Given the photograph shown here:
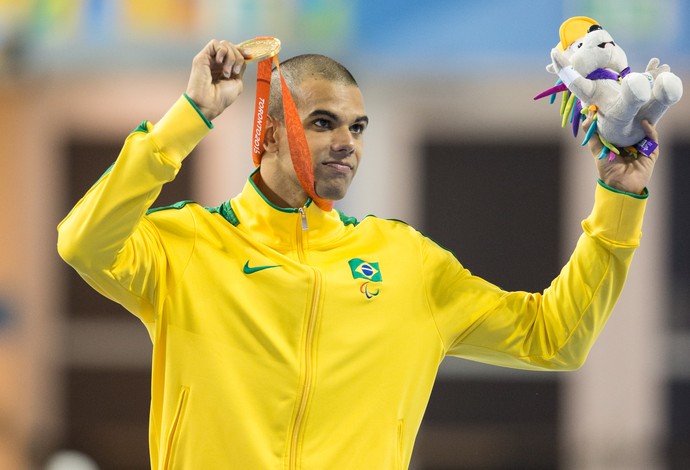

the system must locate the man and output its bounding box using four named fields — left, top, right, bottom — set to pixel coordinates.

left=57, top=39, right=657, bottom=469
